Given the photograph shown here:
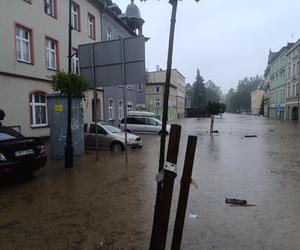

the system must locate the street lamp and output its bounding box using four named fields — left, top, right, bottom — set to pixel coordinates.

left=65, top=0, right=73, bottom=168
